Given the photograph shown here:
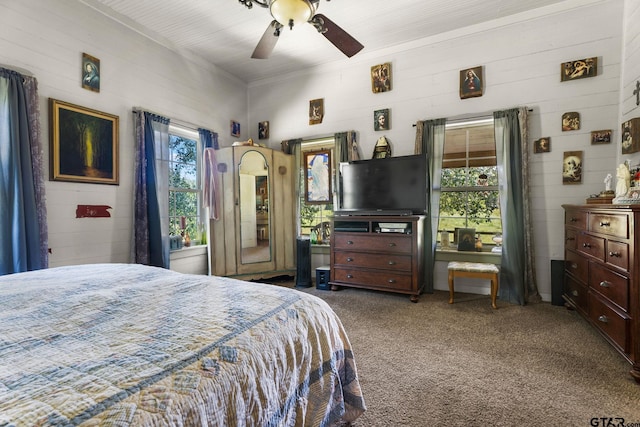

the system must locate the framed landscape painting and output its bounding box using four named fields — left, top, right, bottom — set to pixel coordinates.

left=49, top=98, right=119, bottom=185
